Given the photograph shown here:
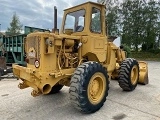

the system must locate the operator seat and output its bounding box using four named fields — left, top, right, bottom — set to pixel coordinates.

left=75, top=26, right=84, bottom=32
